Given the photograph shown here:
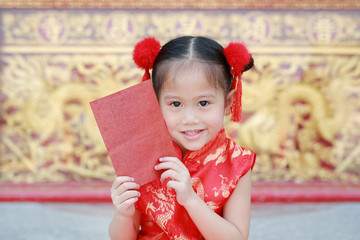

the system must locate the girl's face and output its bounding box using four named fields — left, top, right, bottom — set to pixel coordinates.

left=158, top=66, right=234, bottom=156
